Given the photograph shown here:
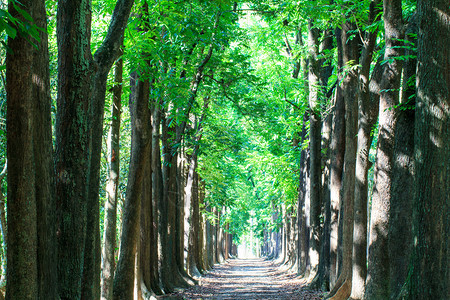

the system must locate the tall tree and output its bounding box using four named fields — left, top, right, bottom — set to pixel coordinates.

left=101, top=55, right=123, bottom=300
left=388, top=14, right=416, bottom=299
left=55, top=0, right=95, bottom=295
left=6, top=0, right=57, bottom=298
left=55, top=0, right=133, bottom=297
left=314, top=28, right=334, bottom=290
left=410, top=0, right=449, bottom=298
left=350, top=1, right=381, bottom=298
left=328, top=20, right=360, bottom=300
left=6, top=0, right=38, bottom=298
left=83, top=0, right=134, bottom=297
left=113, top=71, right=152, bottom=300
left=307, top=20, right=322, bottom=280
left=159, top=11, right=221, bottom=291
left=328, top=27, right=346, bottom=287
left=365, top=1, right=404, bottom=298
